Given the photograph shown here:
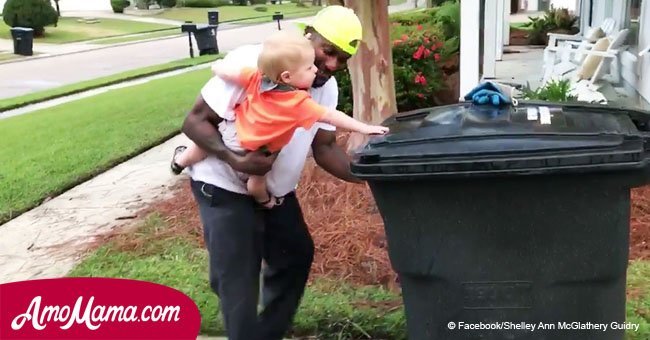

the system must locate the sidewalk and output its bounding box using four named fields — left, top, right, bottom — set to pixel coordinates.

left=62, top=10, right=186, bottom=26
left=0, top=133, right=191, bottom=284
